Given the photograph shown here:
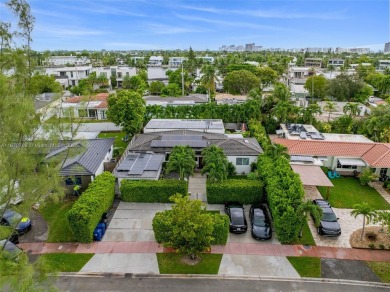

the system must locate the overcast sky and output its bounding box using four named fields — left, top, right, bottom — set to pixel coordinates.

left=1, top=0, right=388, bottom=51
